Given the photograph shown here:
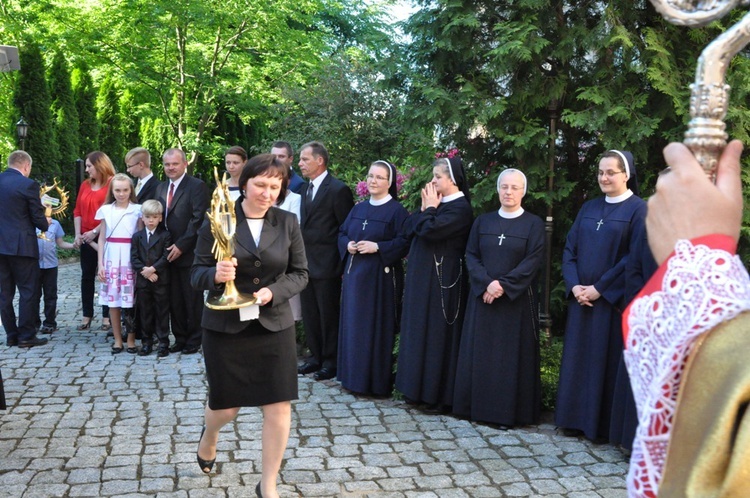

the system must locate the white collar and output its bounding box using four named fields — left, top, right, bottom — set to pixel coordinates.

left=441, top=191, right=465, bottom=203
left=309, top=170, right=329, bottom=190
left=605, top=189, right=634, bottom=204
left=169, top=173, right=186, bottom=189
left=369, top=194, right=392, bottom=206
left=499, top=207, right=524, bottom=219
